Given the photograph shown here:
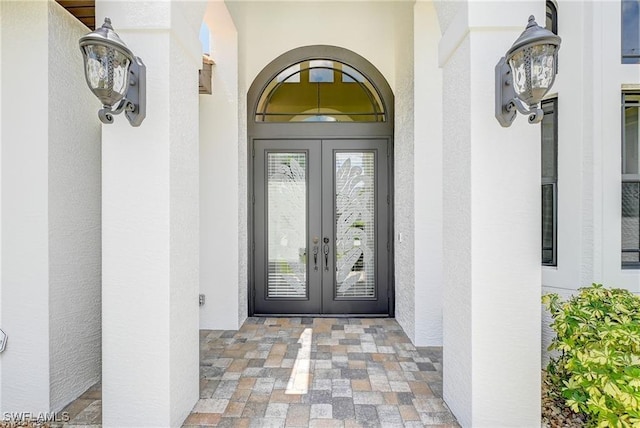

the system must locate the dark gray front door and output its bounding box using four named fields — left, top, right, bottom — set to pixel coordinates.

left=253, top=139, right=389, bottom=315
